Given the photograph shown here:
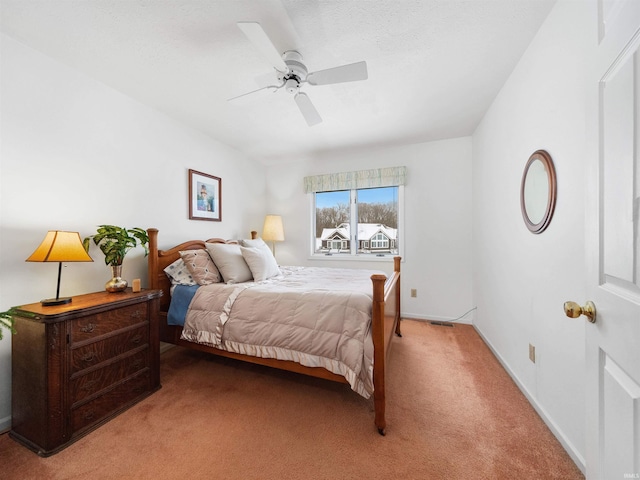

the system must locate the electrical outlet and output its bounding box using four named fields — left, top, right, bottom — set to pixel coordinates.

left=410, top=289, right=417, bottom=298
left=529, top=344, right=536, bottom=363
